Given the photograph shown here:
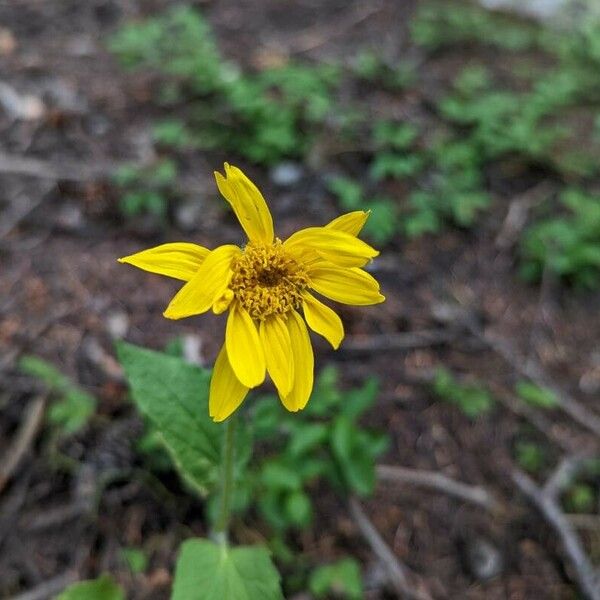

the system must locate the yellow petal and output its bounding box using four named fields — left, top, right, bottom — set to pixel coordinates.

left=209, top=344, right=249, bottom=422
left=212, top=289, right=234, bottom=315
left=226, top=303, right=266, bottom=388
left=281, top=310, right=314, bottom=412
left=260, top=315, right=294, bottom=397
left=118, top=242, right=210, bottom=281
left=325, top=211, right=369, bottom=236
left=214, top=163, right=274, bottom=244
left=302, top=292, right=344, bottom=349
left=284, top=226, right=378, bottom=268
left=163, top=244, right=240, bottom=320
left=309, top=266, right=385, bottom=305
